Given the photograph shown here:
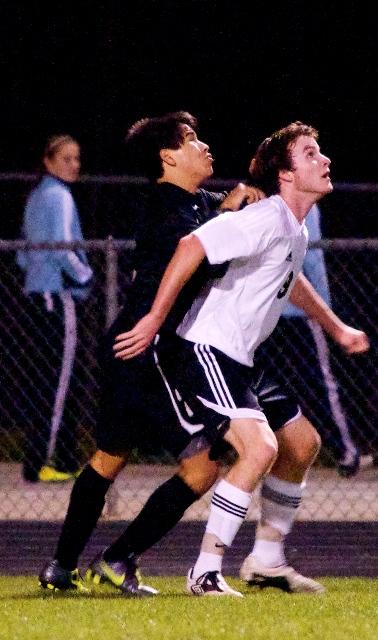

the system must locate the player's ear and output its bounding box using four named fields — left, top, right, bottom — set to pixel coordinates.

left=278, top=168, right=294, bottom=185
left=160, top=148, right=176, bottom=167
